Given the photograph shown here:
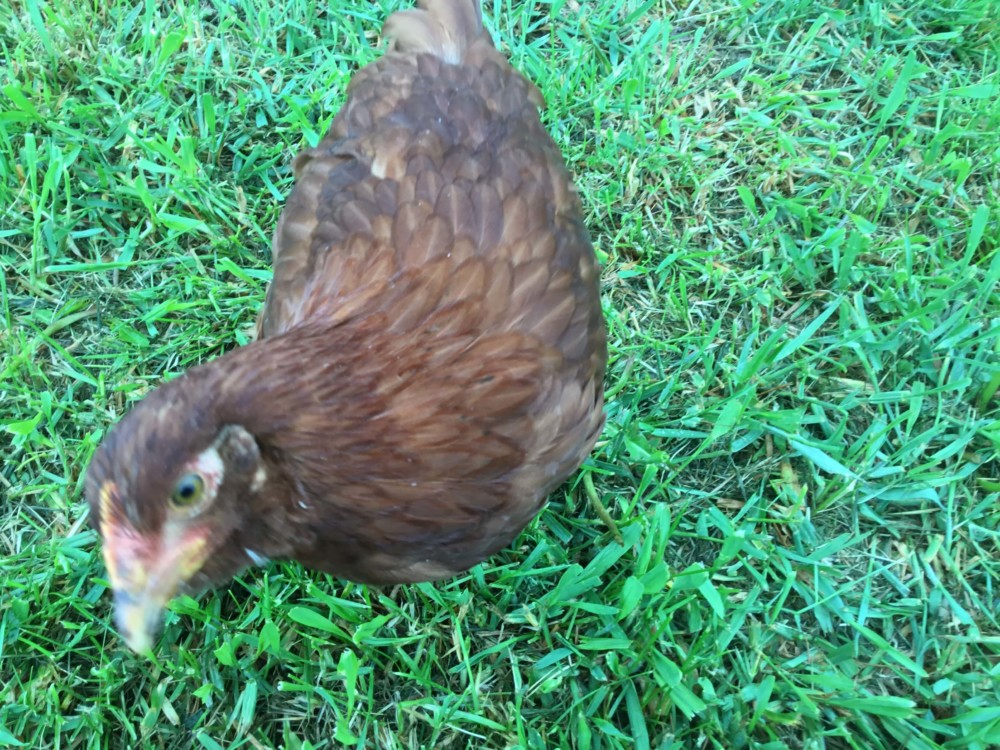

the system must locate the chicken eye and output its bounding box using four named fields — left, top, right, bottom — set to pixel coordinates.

left=171, top=473, right=205, bottom=507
